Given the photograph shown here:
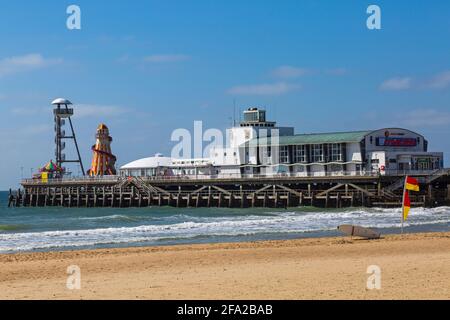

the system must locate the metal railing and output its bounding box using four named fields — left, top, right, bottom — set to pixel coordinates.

left=21, top=176, right=121, bottom=185
left=20, top=168, right=449, bottom=185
